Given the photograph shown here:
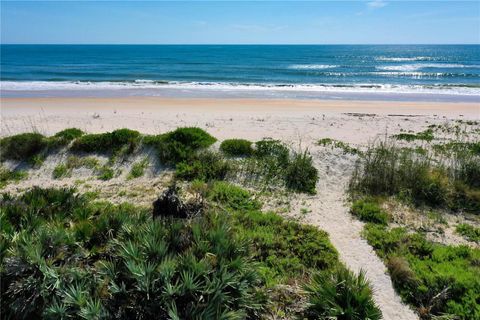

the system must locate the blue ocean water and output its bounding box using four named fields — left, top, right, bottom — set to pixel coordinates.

left=1, top=45, right=479, bottom=101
